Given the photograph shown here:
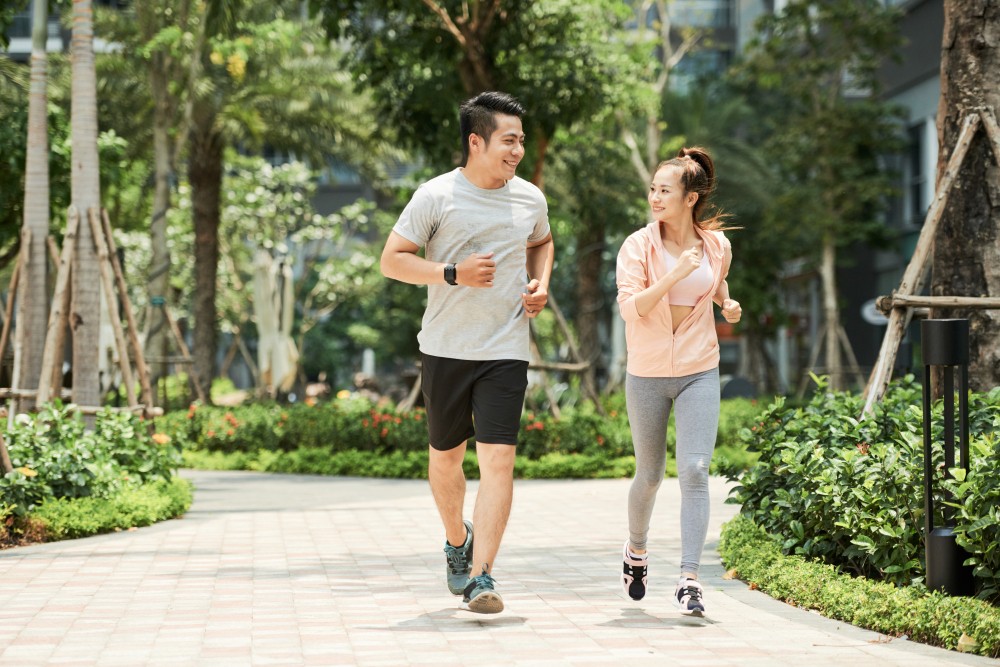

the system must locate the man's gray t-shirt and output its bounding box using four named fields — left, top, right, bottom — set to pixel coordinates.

left=393, top=168, right=550, bottom=362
